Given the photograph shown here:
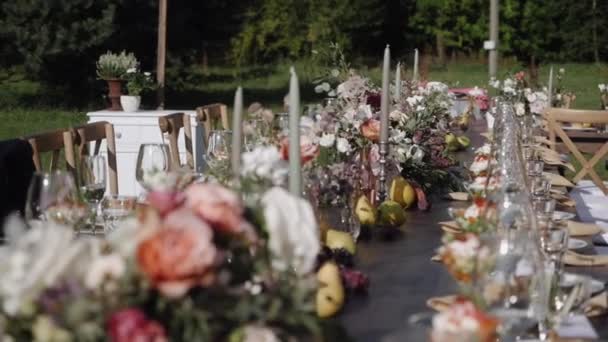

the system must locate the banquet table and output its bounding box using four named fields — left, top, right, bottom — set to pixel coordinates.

left=339, top=119, right=608, bottom=341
